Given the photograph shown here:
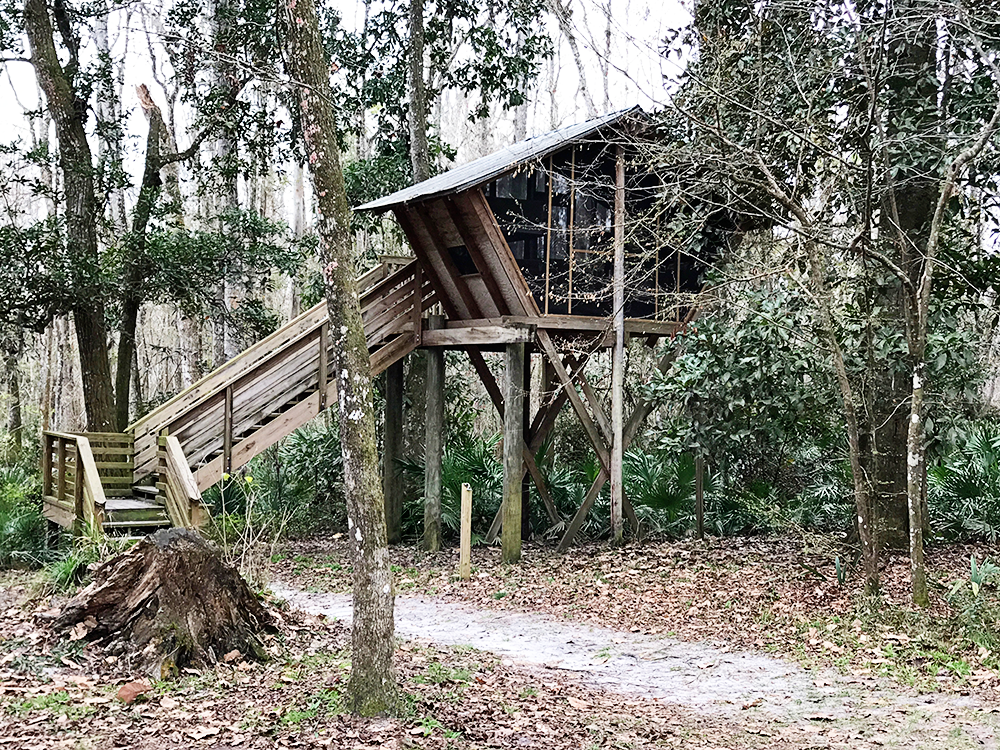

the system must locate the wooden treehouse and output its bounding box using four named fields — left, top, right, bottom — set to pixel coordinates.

left=42, top=107, right=715, bottom=551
